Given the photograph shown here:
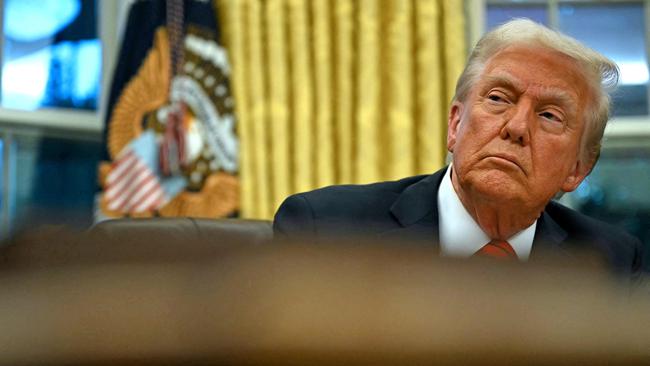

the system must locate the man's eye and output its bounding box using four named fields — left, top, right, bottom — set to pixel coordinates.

left=540, top=112, right=560, bottom=121
left=540, top=111, right=561, bottom=122
left=488, top=94, right=503, bottom=102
